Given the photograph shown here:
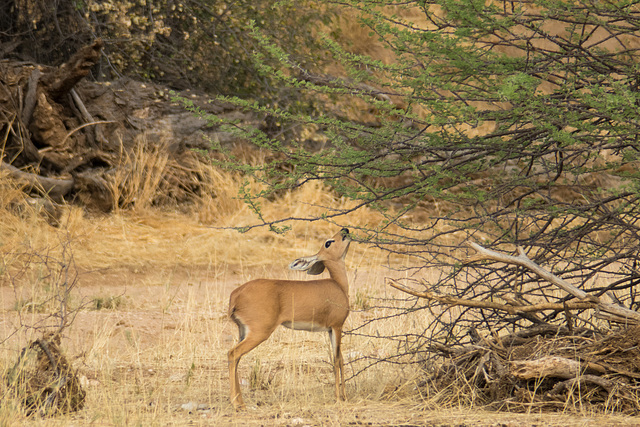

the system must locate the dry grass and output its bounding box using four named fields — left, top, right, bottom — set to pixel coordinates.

left=107, top=135, right=171, bottom=212
left=1, top=153, right=638, bottom=426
